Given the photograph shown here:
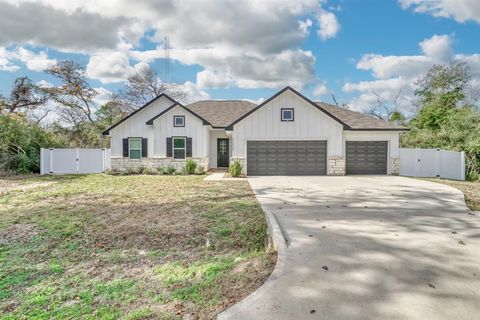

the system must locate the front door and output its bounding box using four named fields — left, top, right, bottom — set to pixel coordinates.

left=217, top=138, right=229, bottom=168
